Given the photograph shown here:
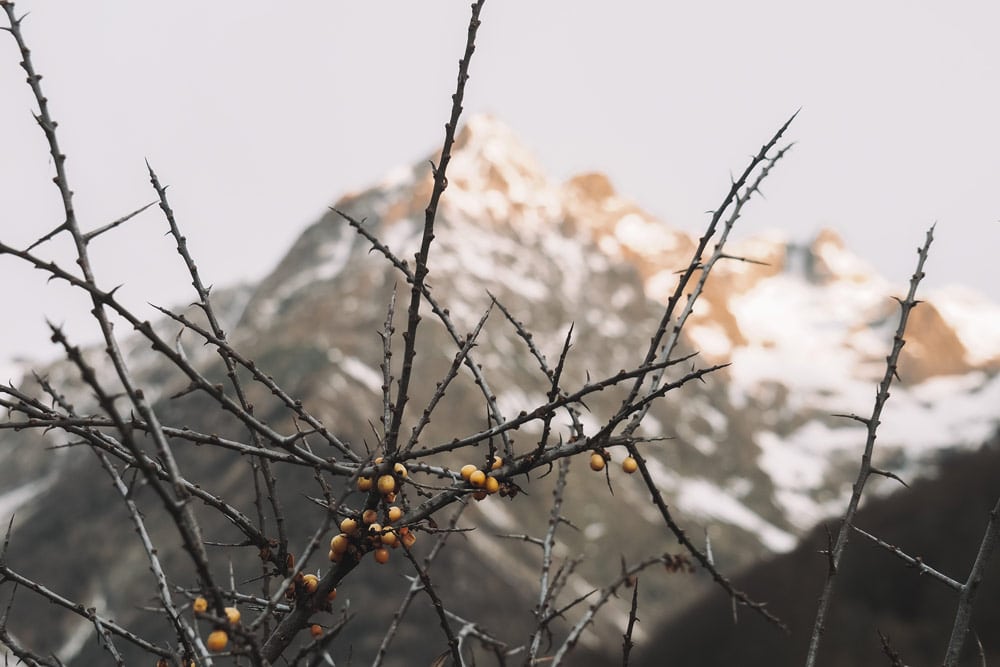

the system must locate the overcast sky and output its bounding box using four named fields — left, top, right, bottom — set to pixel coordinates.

left=2, top=1, right=999, bottom=371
